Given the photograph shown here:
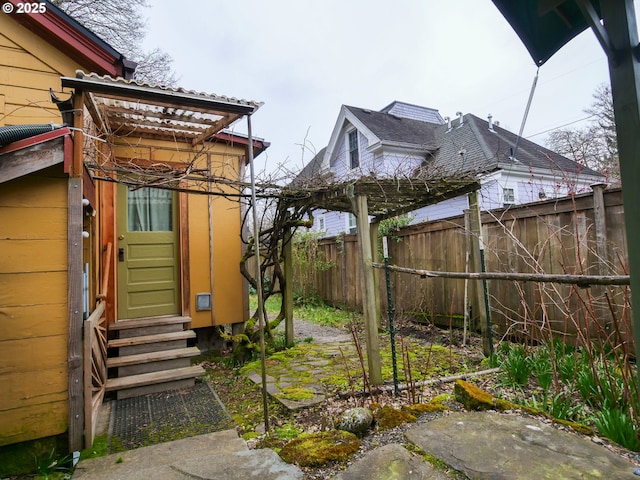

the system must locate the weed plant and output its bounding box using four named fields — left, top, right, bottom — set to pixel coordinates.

left=495, top=340, right=640, bottom=451
left=498, top=343, right=532, bottom=388
left=34, top=449, right=72, bottom=479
